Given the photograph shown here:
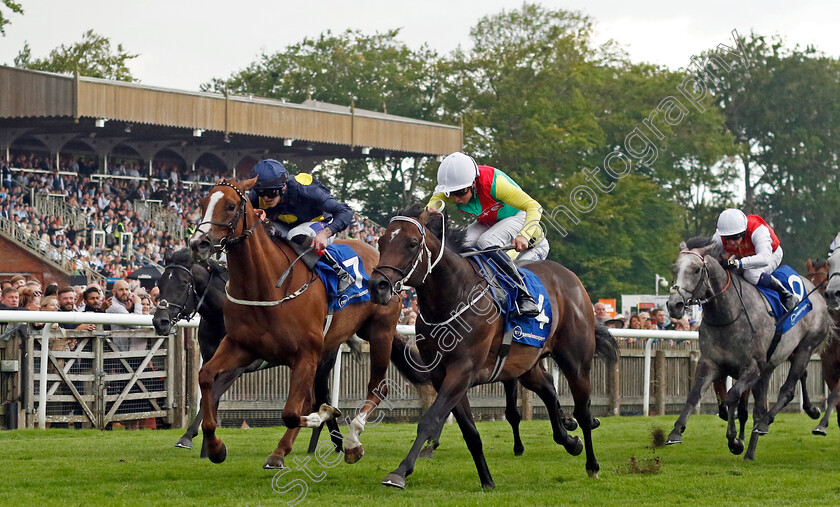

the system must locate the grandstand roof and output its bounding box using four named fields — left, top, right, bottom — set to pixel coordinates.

left=0, top=66, right=462, bottom=161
